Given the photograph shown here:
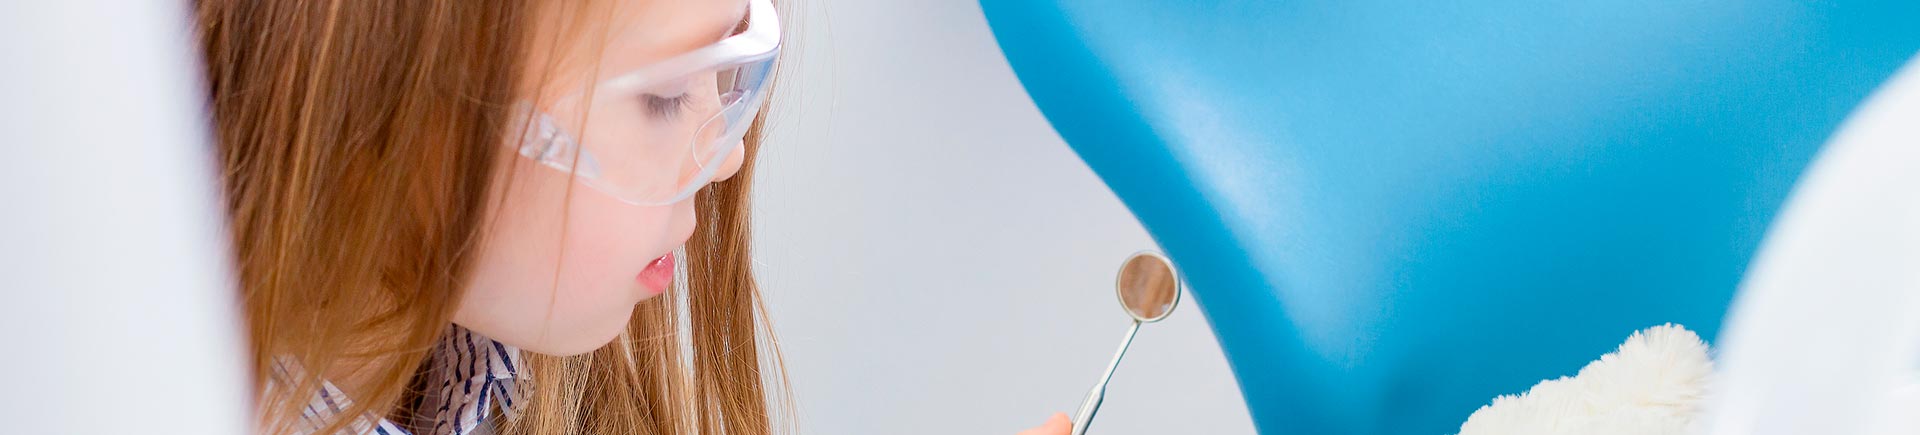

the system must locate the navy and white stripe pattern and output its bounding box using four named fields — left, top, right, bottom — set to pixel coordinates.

left=292, top=325, right=526, bottom=435
left=286, top=368, right=411, bottom=435
left=413, top=326, right=525, bottom=435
